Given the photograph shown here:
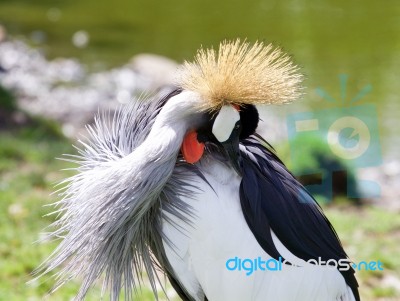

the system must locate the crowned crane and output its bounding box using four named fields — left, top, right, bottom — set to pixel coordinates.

left=36, top=40, right=359, bottom=301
